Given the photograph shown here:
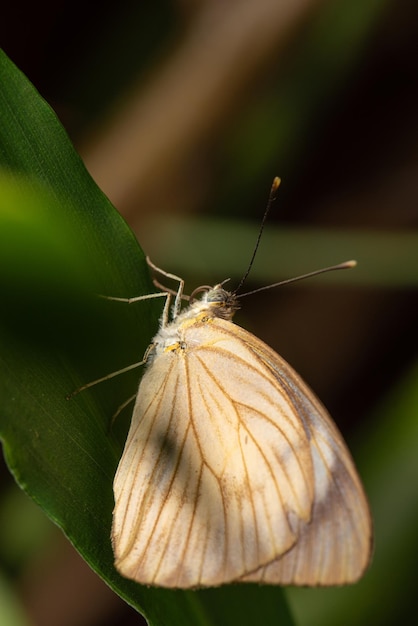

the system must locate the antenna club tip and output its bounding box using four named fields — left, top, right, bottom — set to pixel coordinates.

left=342, top=259, right=357, bottom=269
left=272, top=176, right=281, bottom=190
